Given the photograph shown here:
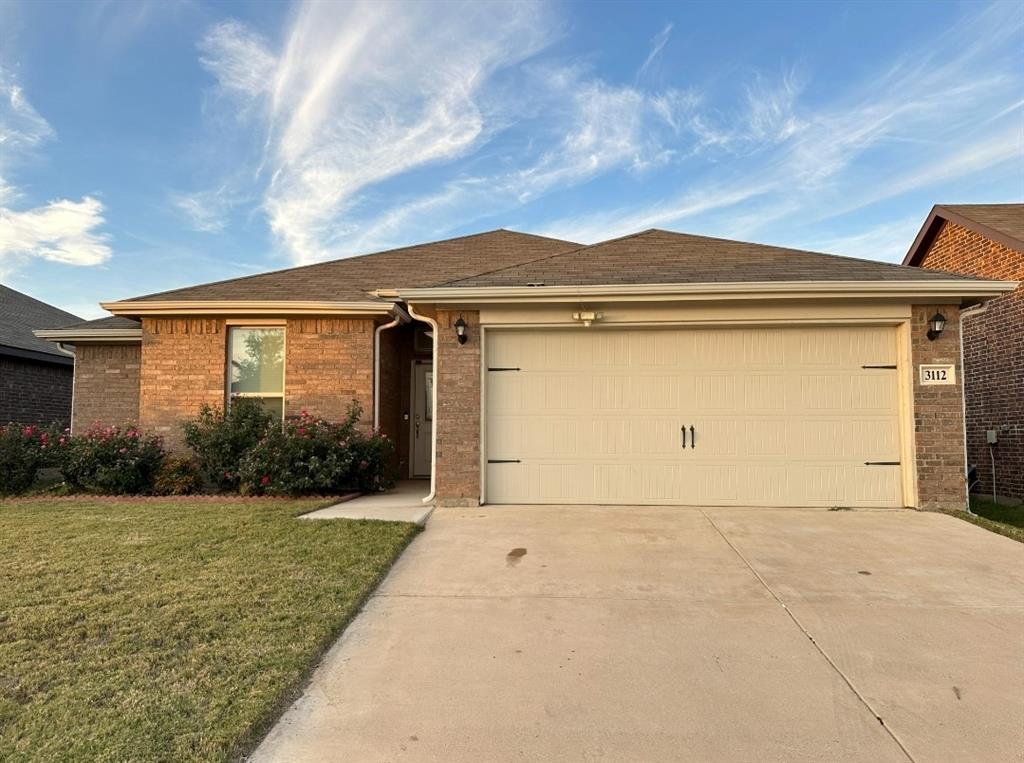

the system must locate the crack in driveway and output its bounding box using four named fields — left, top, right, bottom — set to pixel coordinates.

left=700, top=509, right=917, bottom=763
